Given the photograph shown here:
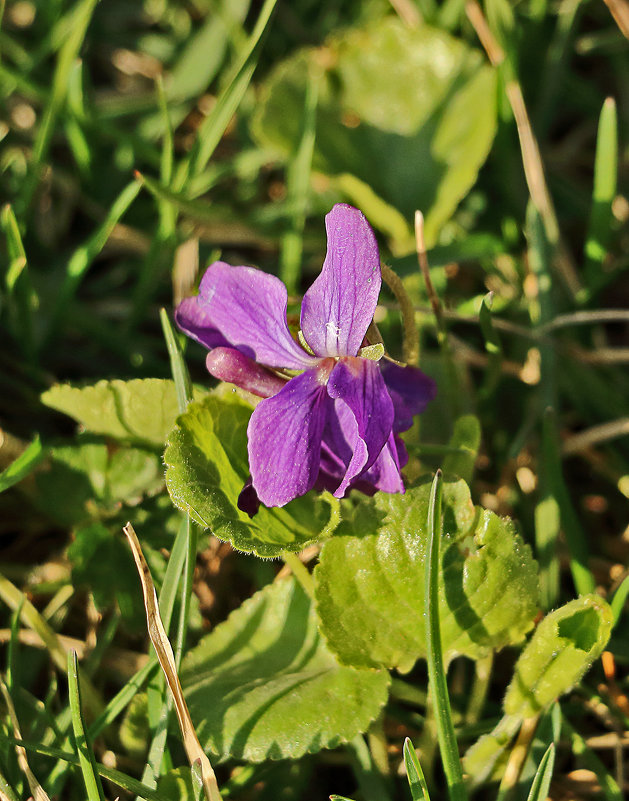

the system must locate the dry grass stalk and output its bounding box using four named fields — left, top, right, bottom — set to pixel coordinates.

left=123, top=523, right=222, bottom=801
left=0, top=678, right=51, bottom=801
